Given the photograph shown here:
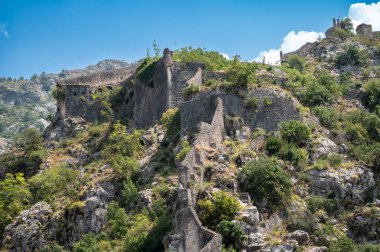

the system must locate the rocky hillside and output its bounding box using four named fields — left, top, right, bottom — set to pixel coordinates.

left=1, top=21, right=380, bottom=252
left=0, top=59, right=130, bottom=152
